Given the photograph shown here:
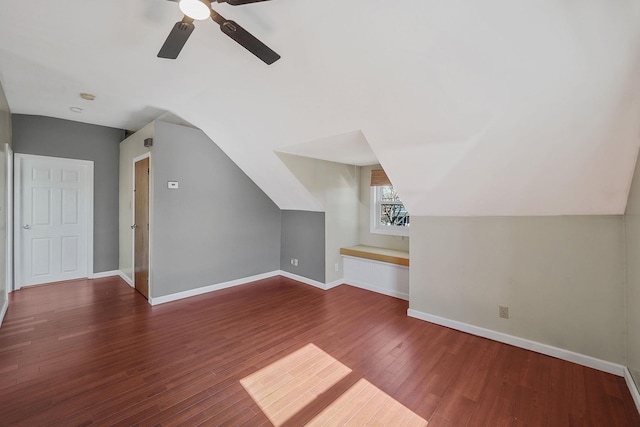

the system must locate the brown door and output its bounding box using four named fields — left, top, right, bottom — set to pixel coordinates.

left=134, top=157, right=149, bottom=299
